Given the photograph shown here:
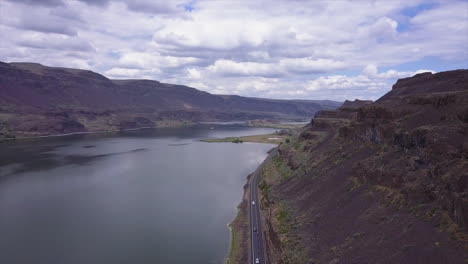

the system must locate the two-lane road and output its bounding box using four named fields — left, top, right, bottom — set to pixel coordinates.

left=250, top=169, right=265, bottom=264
